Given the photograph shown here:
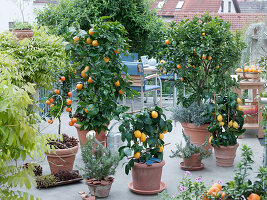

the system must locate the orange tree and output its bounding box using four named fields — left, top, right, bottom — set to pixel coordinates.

left=118, top=107, right=172, bottom=174
left=158, top=13, right=245, bottom=107
left=65, top=17, right=133, bottom=133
